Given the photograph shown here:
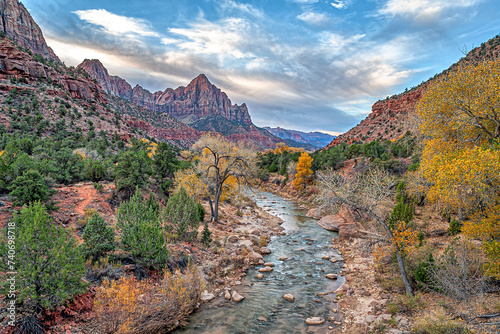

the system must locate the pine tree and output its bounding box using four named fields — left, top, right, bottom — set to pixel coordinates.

left=117, top=189, right=168, bottom=269
left=201, top=222, right=212, bottom=246
left=9, top=169, right=55, bottom=206
left=163, top=187, right=199, bottom=242
left=0, top=202, right=87, bottom=311
left=82, top=213, right=116, bottom=263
